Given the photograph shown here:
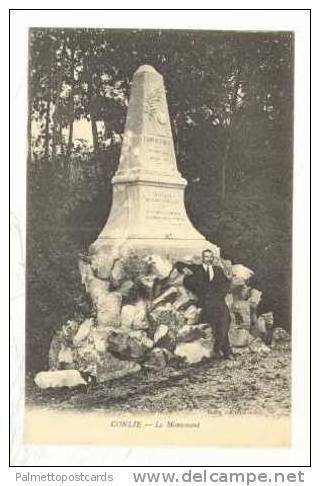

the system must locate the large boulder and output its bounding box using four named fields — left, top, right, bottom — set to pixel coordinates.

left=120, top=304, right=136, bottom=328
left=220, top=258, right=233, bottom=278
left=149, top=303, right=185, bottom=330
left=86, top=273, right=110, bottom=299
left=153, top=324, right=176, bottom=352
left=75, top=334, right=102, bottom=376
left=176, top=324, right=208, bottom=343
left=143, top=347, right=168, bottom=370
left=154, top=324, right=169, bottom=344
left=249, top=337, right=271, bottom=355
left=90, top=245, right=120, bottom=280
left=96, top=352, right=141, bottom=383
left=83, top=273, right=124, bottom=329
left=73, top=318, right=94, bottom=346
left=106, top=330, right=129, bottom=357
left=91, top=328, right=108, bottom=353
left=233, top=300, right=251, bottom=330
left=146, top=254, right=172, bottom=280
left=260, top=311, right=274, bottom=328
left=107, top=329, right=153, bottom=360
left=57, top=345, right=74, bottom=368
left=138, top=274, right=158, bottom=300
left=110, top=258, right=126, bottom=288
left=95, top=291, right=122, bottom=329
left=151, top=286, right=178, bottom=308
left=251, top=312, right=274, bottom=344
left=229, top=327, right=254, bottom=348
left=230, top=279, right=251, bottom=301
left=184, top=305, right=202, bottom=325
left=121, top=299, right=149, bottom=330
left=272, top=326, right=290, bottom=342
left=152, top=266, right=197, bottom=310
left=175, top=338, right=212, bottom=364
left=232, top=264, right=254, bottom=282
left=48, top=320, right=79, bottom=370
left=248, top=289, right=262, bottom=308
left=119, top=252, right=151, bottom=284
left=132, top=298, right=147, bottom=323
left=78, top=258, right=94, bottom=293
left=34, top=370, right=87, bottom=389
left=127, top=332, right=154, bottom=359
